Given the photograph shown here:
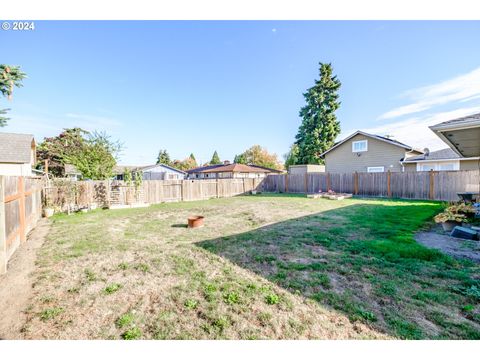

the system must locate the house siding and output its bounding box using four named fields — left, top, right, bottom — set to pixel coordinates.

left=403, top=159, right=479, bottom=171
left=324, top=134, right=410, bottom=173
left=460, top=159, right=480, bottom=171
left=0, top=163, right=34, bottom=176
